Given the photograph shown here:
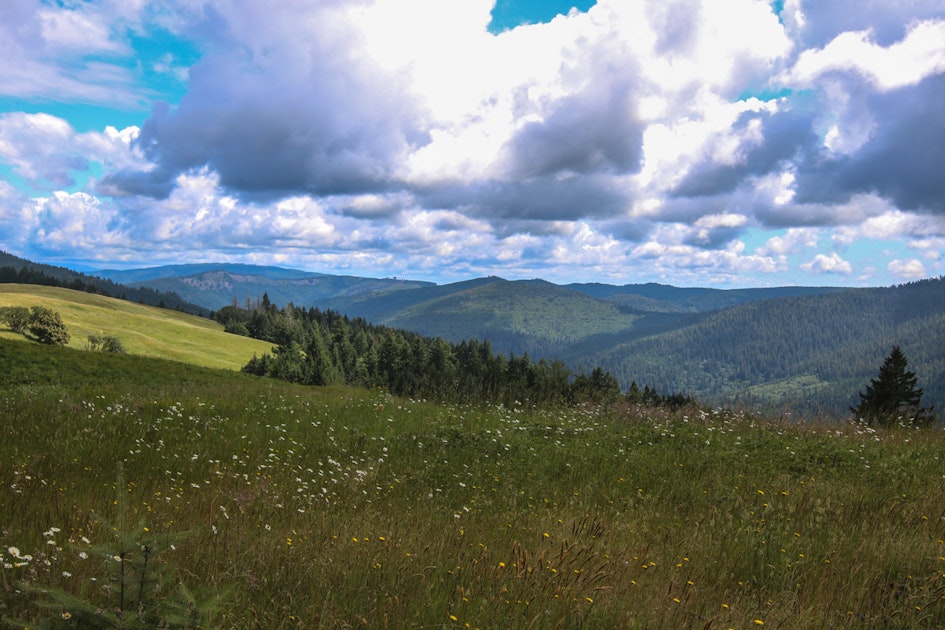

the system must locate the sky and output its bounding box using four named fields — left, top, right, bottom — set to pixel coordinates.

left=1, top=0, right=944, bottom=288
